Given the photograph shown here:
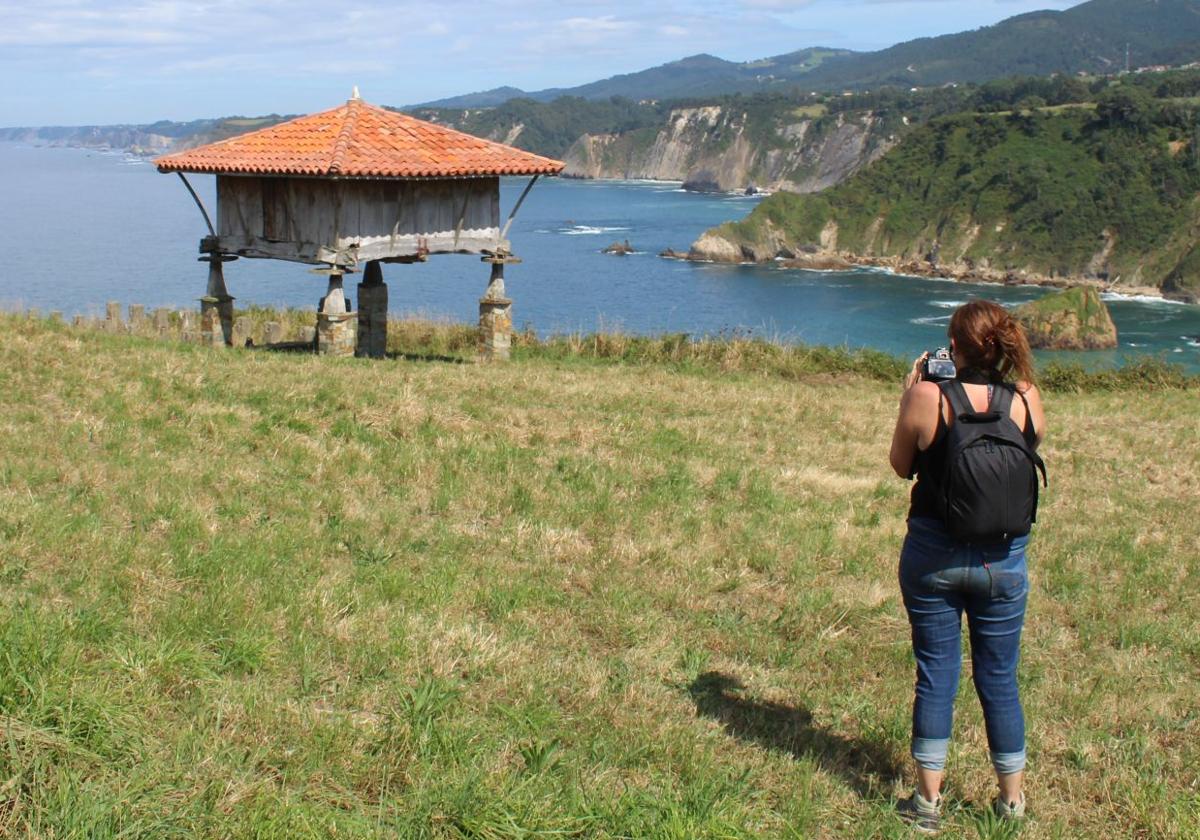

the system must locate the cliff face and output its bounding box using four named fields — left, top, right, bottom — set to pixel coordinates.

left=686, top=108, right=1200, bottom=299
left=561, top=106, right=896, bottom=193
left=0, top=126, right=177, bottom=155
left=0, top=117, right=290, bottom=157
